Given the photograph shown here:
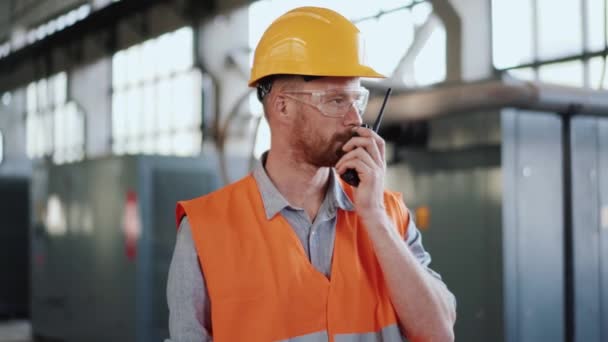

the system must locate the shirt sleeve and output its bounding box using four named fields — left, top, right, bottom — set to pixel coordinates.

left=404, top=211, right=457, bottom=308
left=165, top=217, right=212, bottom=342
left=404, top=211, right=443, bottom=281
